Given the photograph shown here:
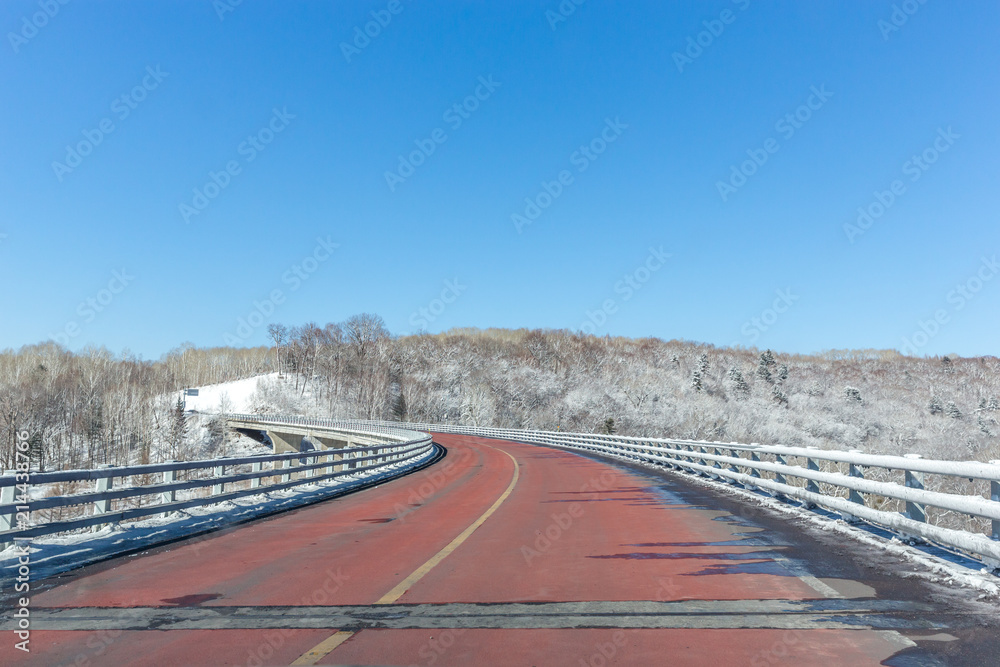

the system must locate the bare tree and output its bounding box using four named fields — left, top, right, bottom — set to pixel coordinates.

left=267, top=324, right=288, bottom=377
